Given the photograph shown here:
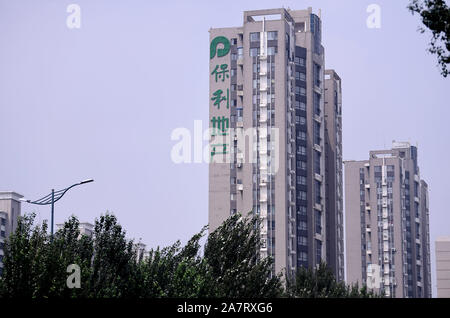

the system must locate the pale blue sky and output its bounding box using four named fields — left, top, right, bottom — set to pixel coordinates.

left=0, top=0, right=448, bottom=294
